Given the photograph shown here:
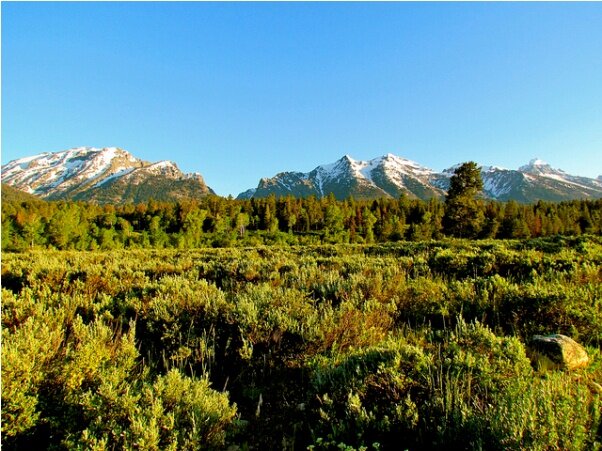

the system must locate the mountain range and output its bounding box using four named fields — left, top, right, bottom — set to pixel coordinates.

left=239, top=154, right=602, bottom=203
left=2, top=147, right=601, bottom=204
